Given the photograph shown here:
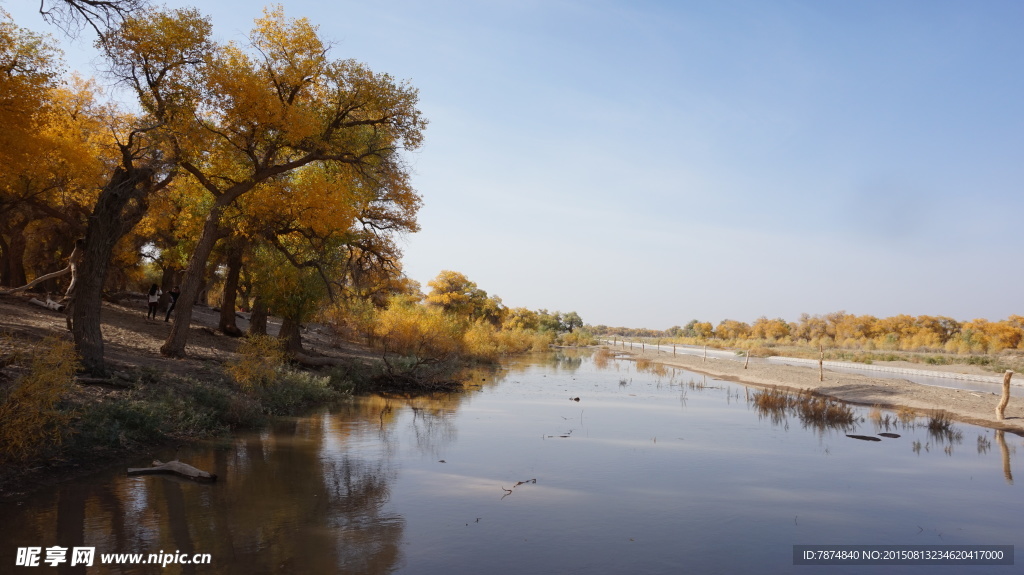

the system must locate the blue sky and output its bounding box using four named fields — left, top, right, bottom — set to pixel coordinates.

left=6, top=1, right=1023, bottom=328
